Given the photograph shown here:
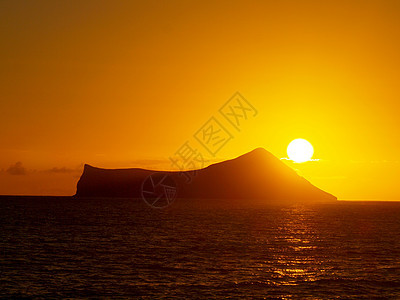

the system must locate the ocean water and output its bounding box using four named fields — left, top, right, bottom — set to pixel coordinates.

left=1, top=197, right=400, bottom=299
